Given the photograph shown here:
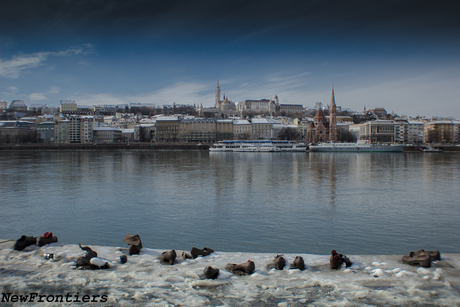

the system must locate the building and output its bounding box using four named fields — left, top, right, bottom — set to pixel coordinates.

left=155, top=116, right=179, bottom=142
left=424, top=120, right=458, bottom=144
left=0, top=120, right=36, bottom=143
left=216, top=119, right=233, bottom=141
left=237, top=96, right=279, bottom=116
left=279, top=104, right=304, bottom=116
left=213, top=79, right=238, bottom=117
left=293, top=118, right=312, bottom=140
left=37, top=122, right=56, bottom=143
left=134, top=124, right=156, bottom=142
left=306, top=84, right=338, bottom=143
left=54, top=120, right=71, bottom=143
left=251, top=118, right=271, bottom=139
left=93, top=127, right=122, bottom=143
left=179, top=117, right=216, bottom=143
left=394, top=119, right=425, bottom=144
left=122, top=129, right=135, bottom=143
left=60, top=100, right=78, bottom=113
left=9, top=100, right=28, bottom=111
left=233, top=119, right=251, bottom=140
left=69, top=115, right=94, bottom=143
left=0, top=99, right=8, bottom=110
left=359, top=120, right=396, bottom=143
